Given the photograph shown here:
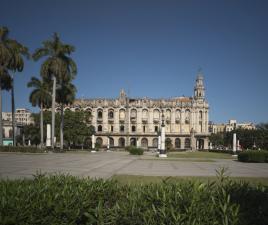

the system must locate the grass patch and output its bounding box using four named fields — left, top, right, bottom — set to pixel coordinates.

left=168, top=151, right=233, bottom=159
